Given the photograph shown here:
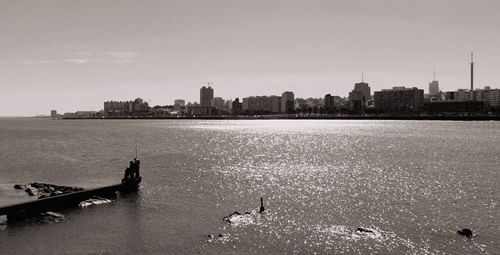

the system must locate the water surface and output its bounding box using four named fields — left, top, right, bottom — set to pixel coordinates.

left=0, top=118, right=498, bottom=254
